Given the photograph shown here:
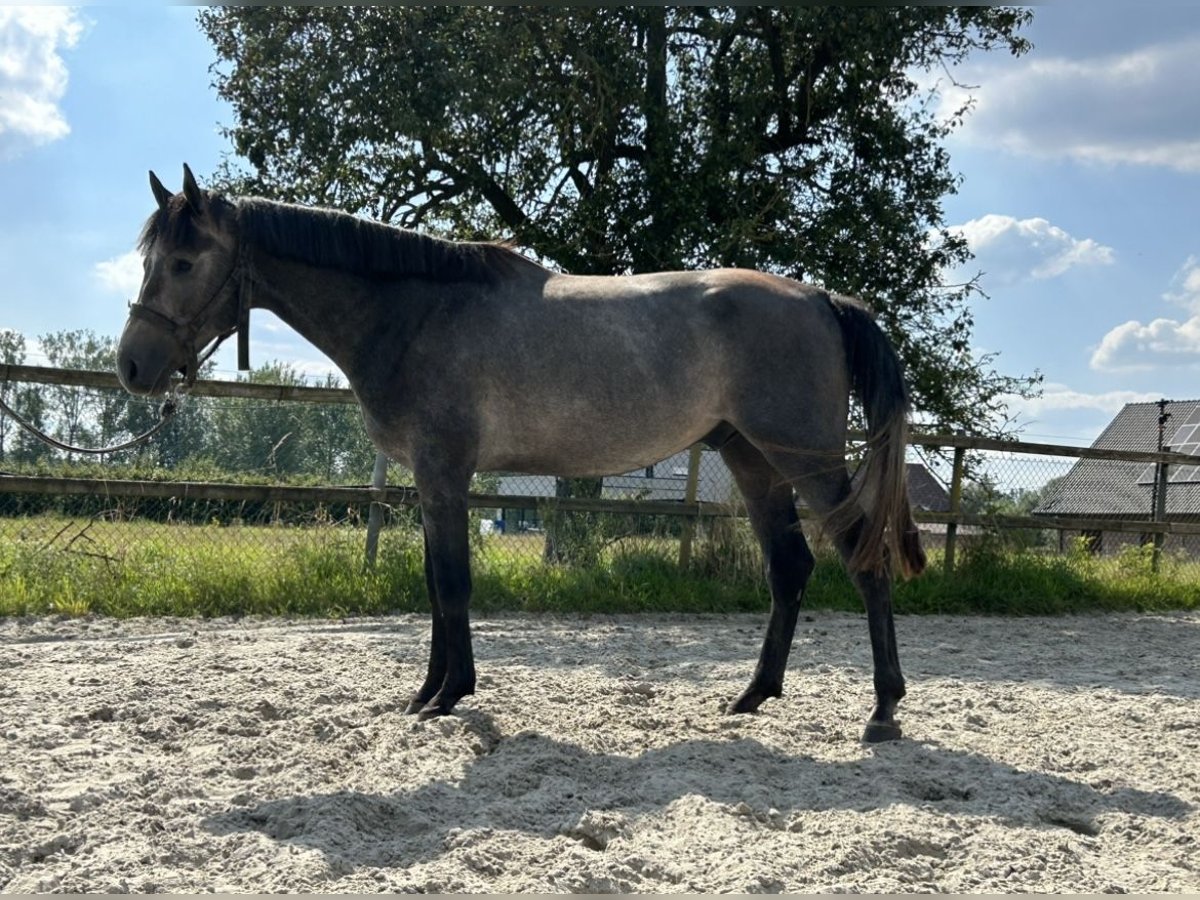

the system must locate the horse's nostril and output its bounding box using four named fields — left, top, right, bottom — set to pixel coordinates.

left=125, top=359, right=138, bottom=383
